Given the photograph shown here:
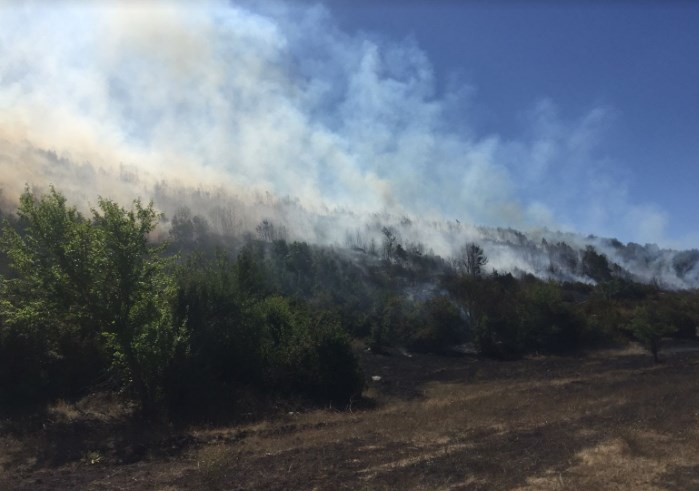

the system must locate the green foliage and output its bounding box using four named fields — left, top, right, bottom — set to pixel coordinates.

left=516, top=281, right=585, bottom=353
left=408, top=296, right=465, bottom=353
left=169, top=207, right=210, bottom=250
left=367, top=296, right=416, bottom=352
left=172, top=252, right=264, bottom=387
left=234, top=243, right=269, bottom=300
left=457, top=272, right=520, bottom=357
left=4, top=185, right=699, bottom=420
left=582, top=246, right=613, bottom=283
left=629, top=305, right=677, bottom=362
left=459, top=274, right=585, bottom=358
left=166, top=253, right=253, bottom=418
left=167, top=252, right=364, bottom=419
left=254, top=296, right=364, bottom=403
left=0, top=187, right=180, bottom=411
left=91, top=197, right=182, bottom=410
